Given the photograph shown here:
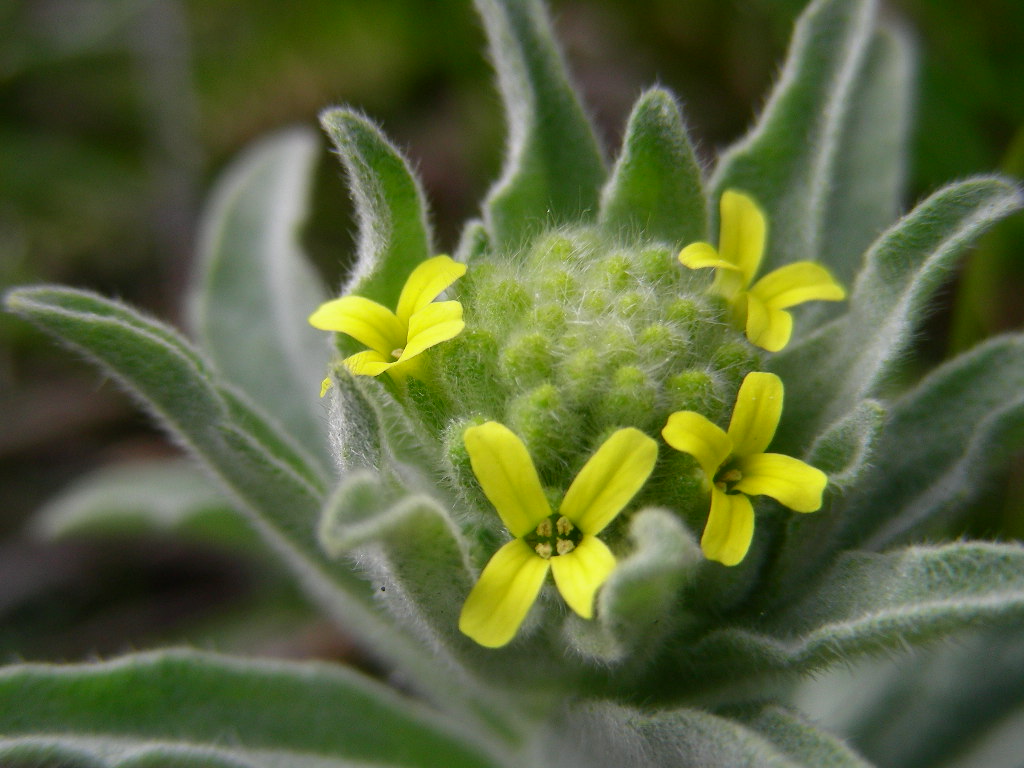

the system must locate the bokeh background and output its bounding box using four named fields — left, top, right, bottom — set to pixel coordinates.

left=2, top=0, right=1022, bottom=664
